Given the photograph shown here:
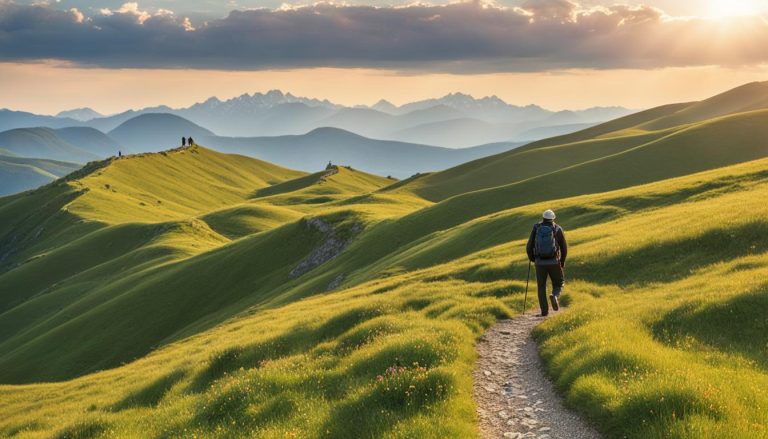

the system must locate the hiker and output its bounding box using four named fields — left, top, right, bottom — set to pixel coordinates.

left=526, top=209, right=568, bottom=317
left=188, top=136, right=194, bottom=146
left=118, top=150, right=122, bottom=158
left=182, top=137, right=186, bottom=147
